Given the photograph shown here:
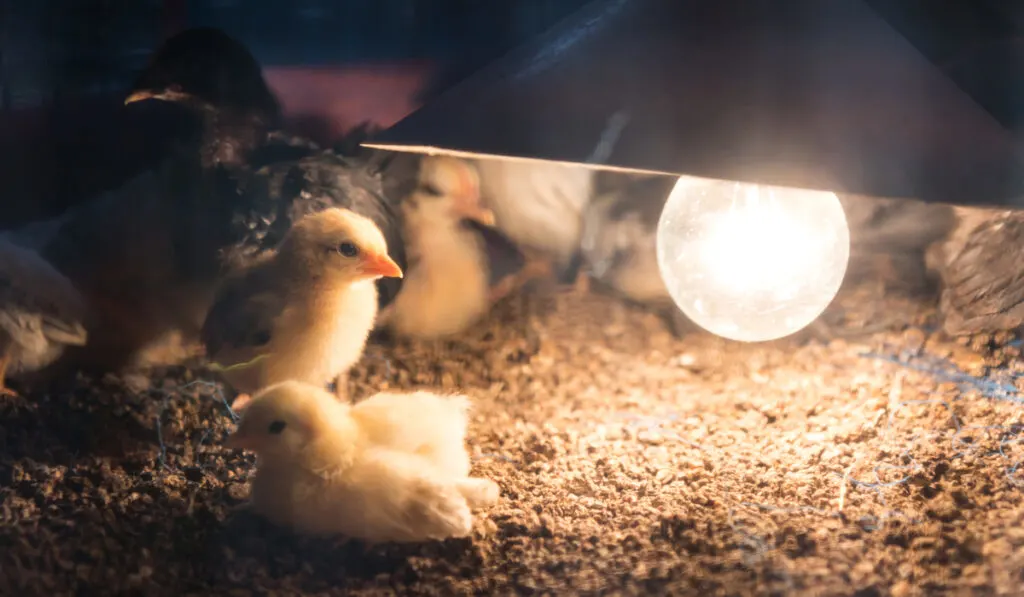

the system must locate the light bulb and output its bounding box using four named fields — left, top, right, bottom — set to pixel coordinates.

left=656, top=175, right=850, bottom=342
